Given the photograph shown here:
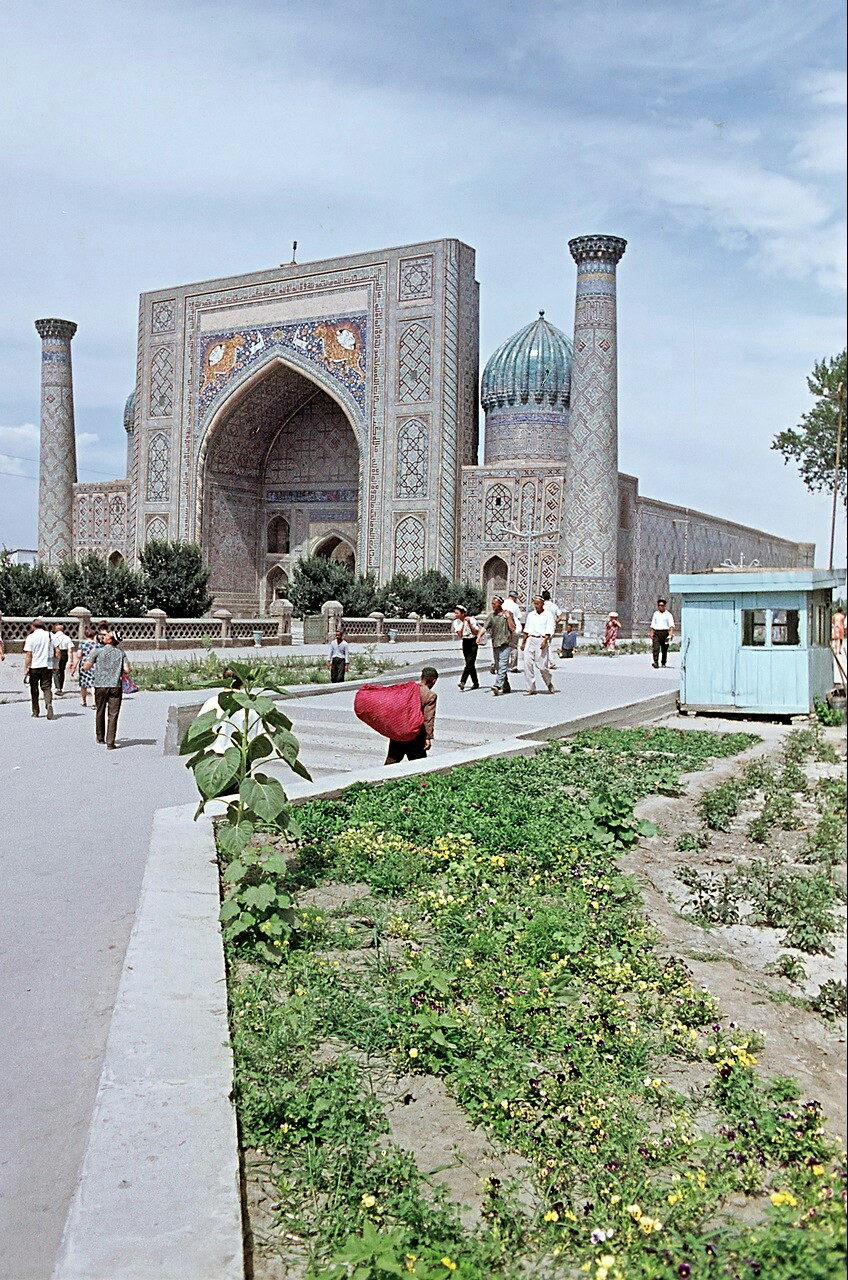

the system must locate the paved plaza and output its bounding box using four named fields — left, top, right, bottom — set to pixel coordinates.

left=0, top=644, right=676, bottom=1279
